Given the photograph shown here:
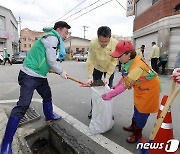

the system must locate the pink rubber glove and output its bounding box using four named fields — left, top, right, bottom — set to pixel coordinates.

left=111, top=77, right=123, bottom=89
left=102, top=80, right=126, bottom=100
left=172, top=68, right=180, bottom=84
